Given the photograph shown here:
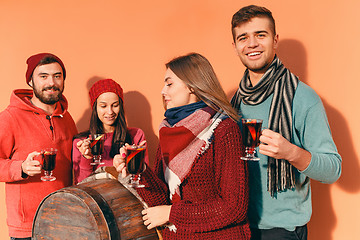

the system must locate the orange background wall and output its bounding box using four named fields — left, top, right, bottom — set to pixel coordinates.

left=0, top=0, right=359, bottom=239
